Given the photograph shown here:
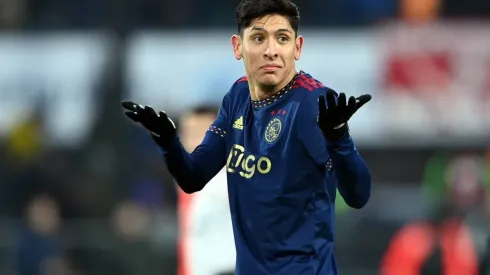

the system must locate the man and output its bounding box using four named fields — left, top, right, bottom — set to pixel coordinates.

left=16, top=194, right=69, bottom=275
left=122, top=0, right=372, bottom=274
left=177, top=106, right=235, bottom=275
